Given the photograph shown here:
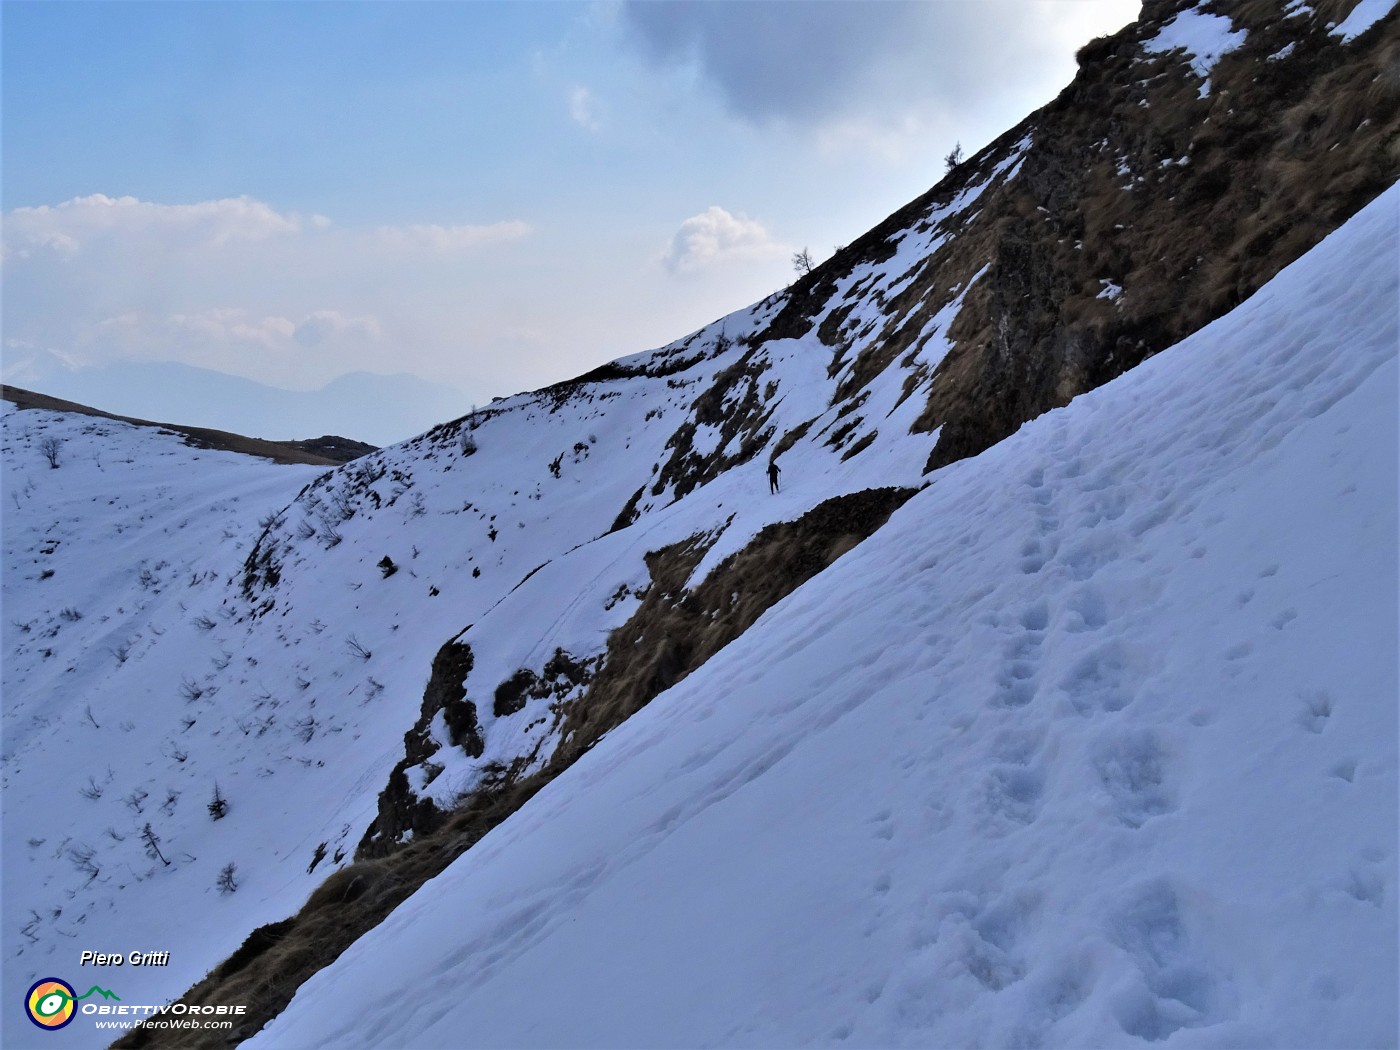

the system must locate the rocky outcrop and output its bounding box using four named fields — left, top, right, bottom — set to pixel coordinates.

left=357, top=638, right=477, bottom=858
